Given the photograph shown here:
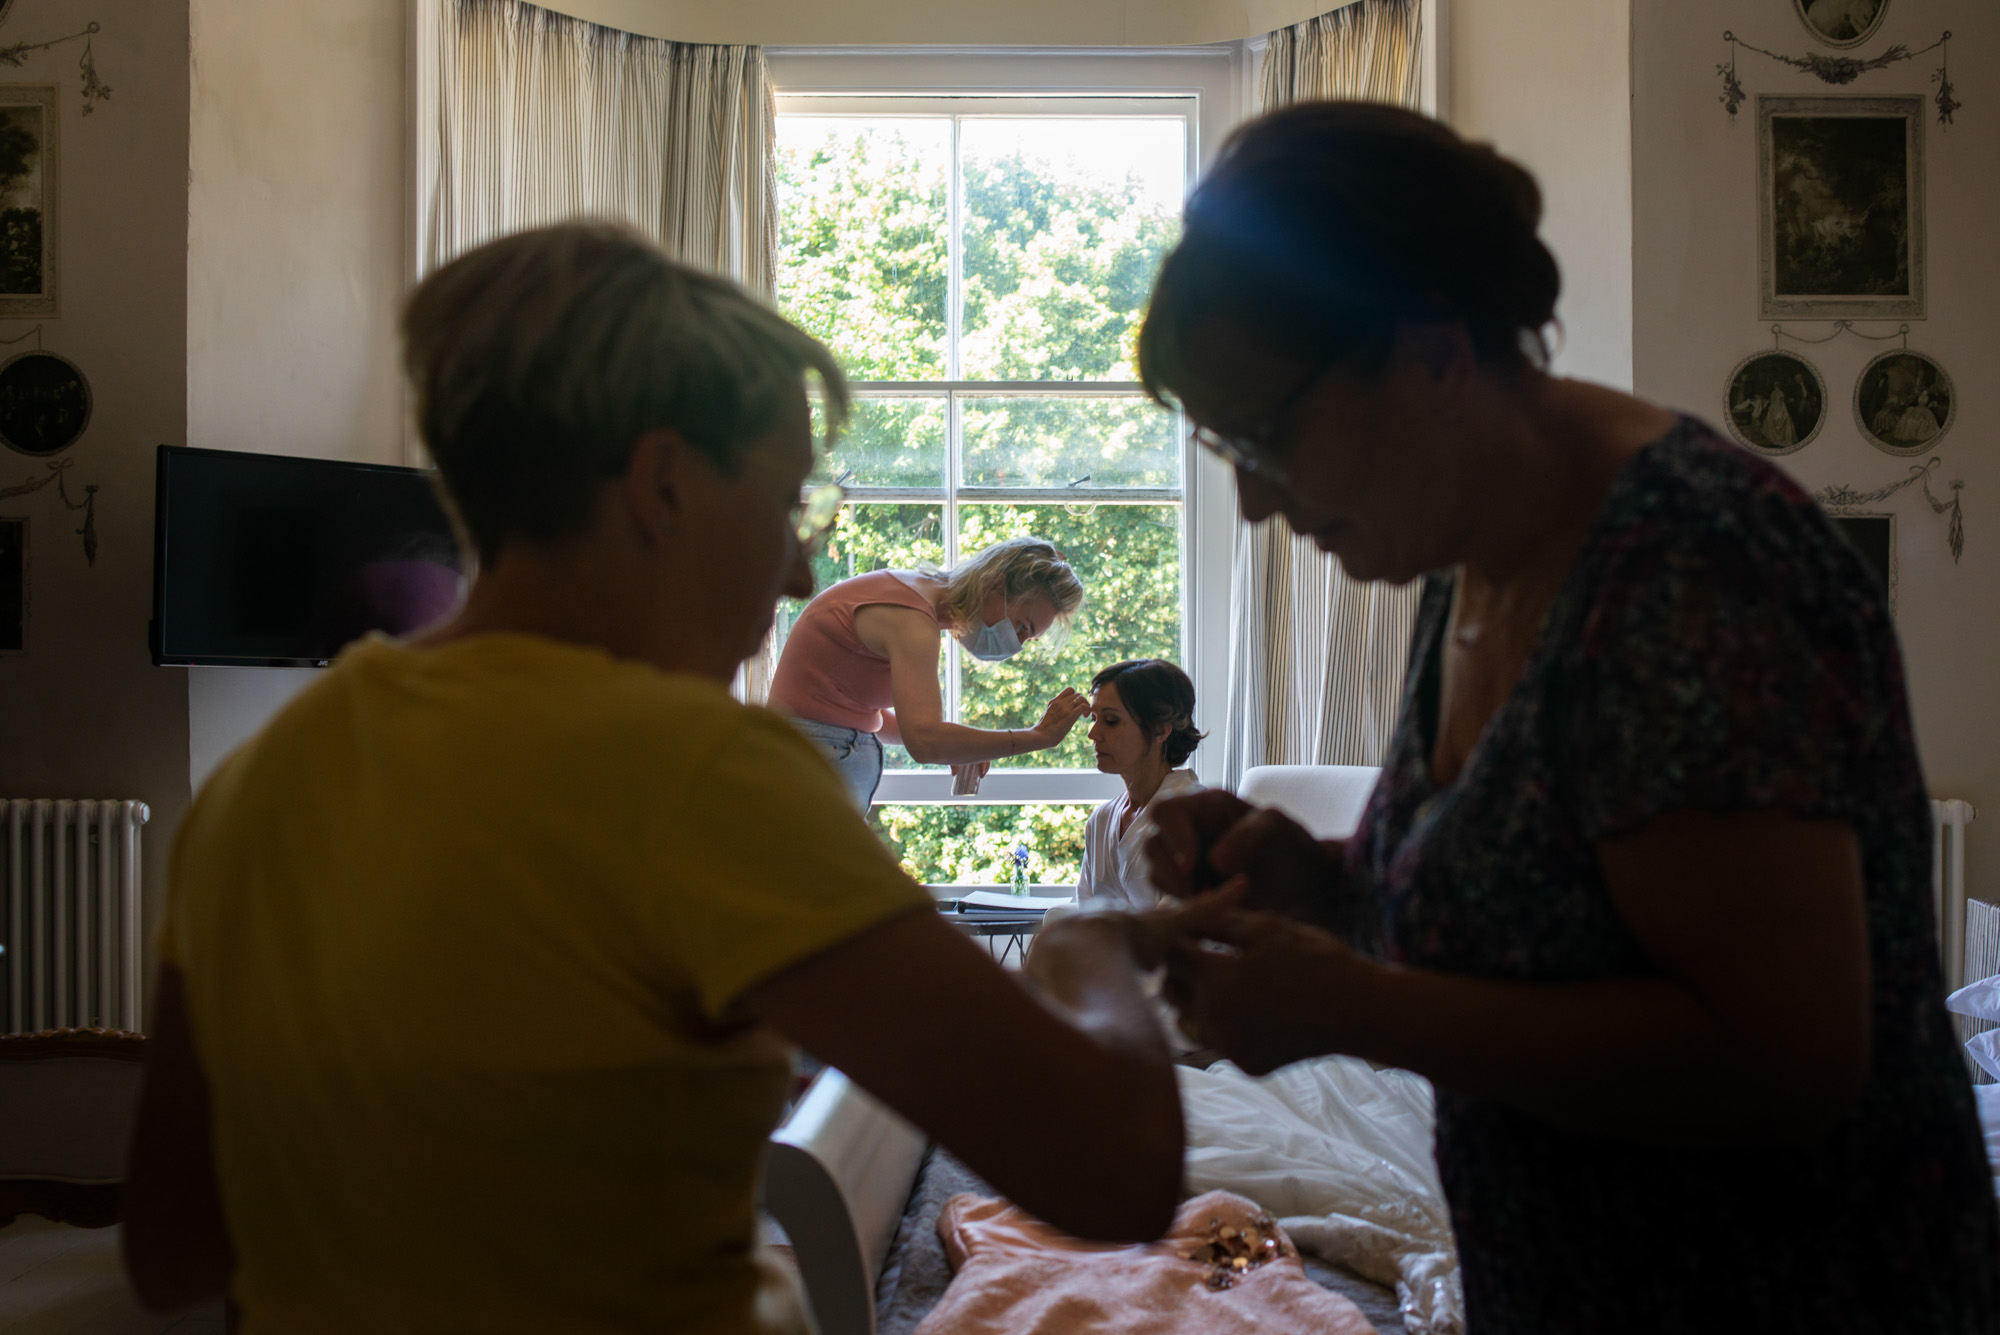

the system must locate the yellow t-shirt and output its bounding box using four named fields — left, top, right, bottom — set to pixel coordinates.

left=161, top=634, right=930, bottom=1334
